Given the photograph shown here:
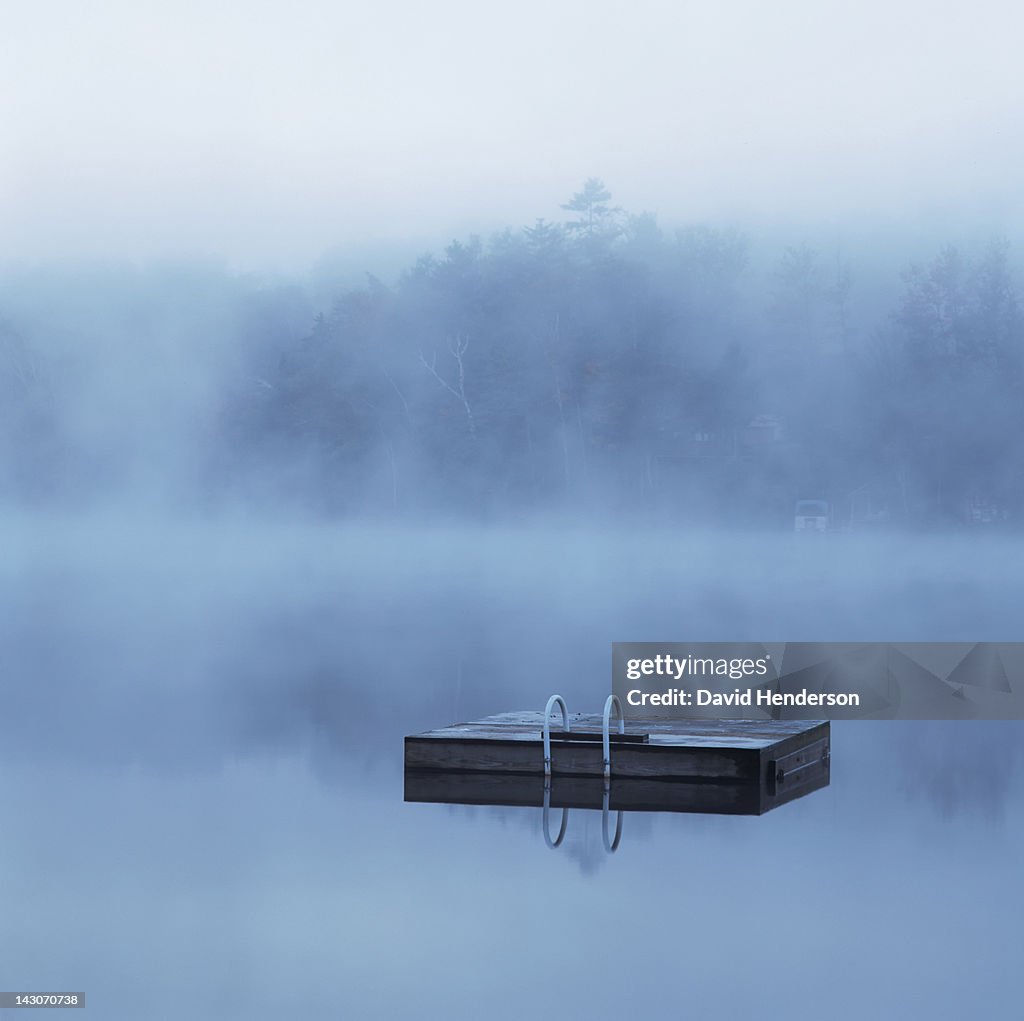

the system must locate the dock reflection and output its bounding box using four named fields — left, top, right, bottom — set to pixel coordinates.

left=542, top=778, right=622, bottom=852
left=405, top=766, right=828, bottom=854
